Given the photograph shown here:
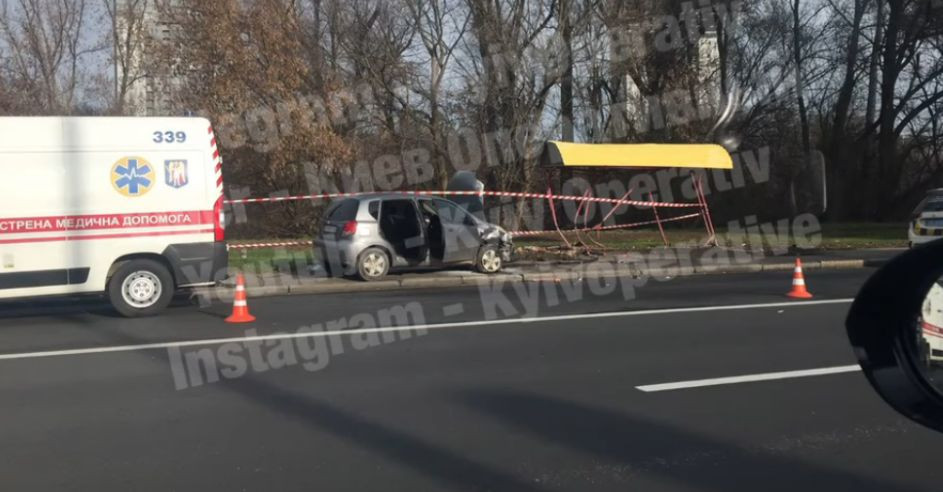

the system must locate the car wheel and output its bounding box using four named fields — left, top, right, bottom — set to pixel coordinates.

left=357, top=247, right=390, bottom=281
left=476, top=245, right=503, bottom=274
left=107, top=259, right=175, bottom=318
